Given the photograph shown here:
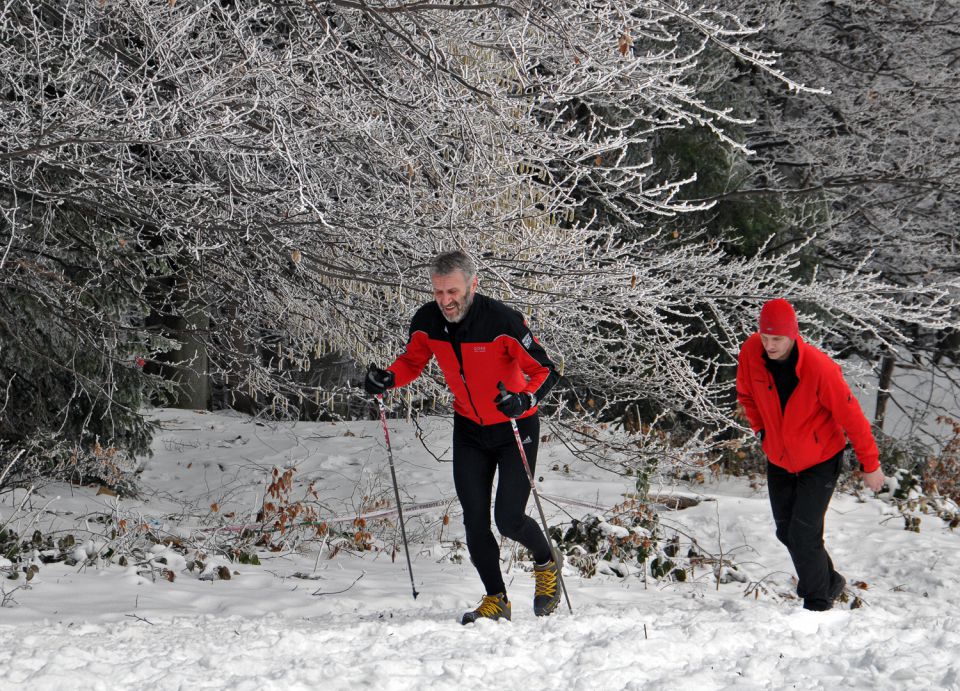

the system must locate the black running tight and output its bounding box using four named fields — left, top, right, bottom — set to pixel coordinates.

left=452, top=413, right=552, bottom=596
